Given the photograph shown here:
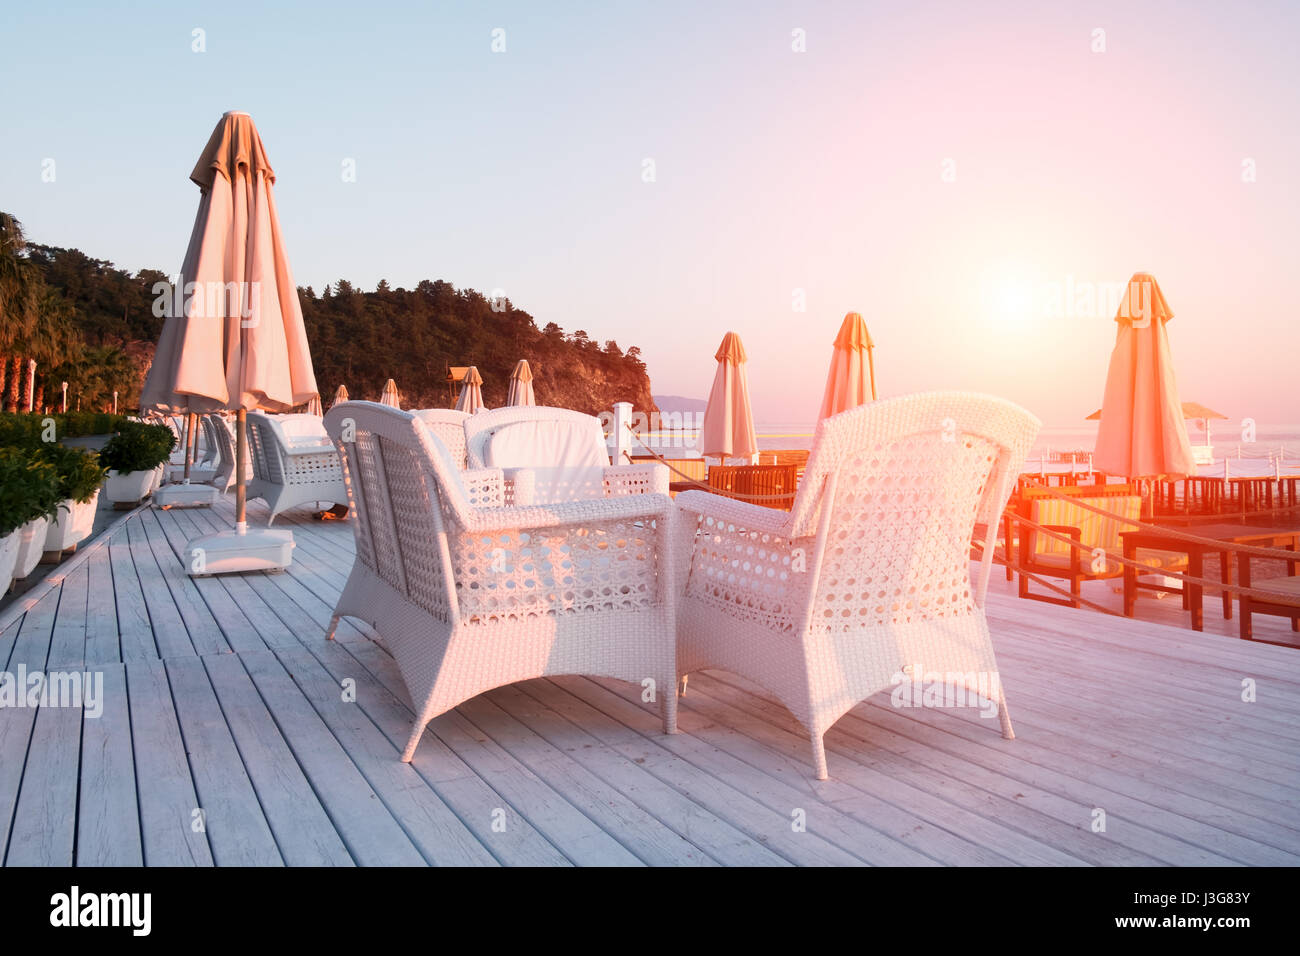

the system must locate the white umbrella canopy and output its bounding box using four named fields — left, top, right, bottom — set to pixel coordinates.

left=138, top=110, right=319, bottom=572
left=697, top=331, right=758, bottom=460
left=507, top=359, right=536, bottom=406
left=379, top=379, right=401, bottom=408
left=331, top=384, right=349, bottom=407
left=455, top=366, right=485, bottom=413
left=305, top=394, right=323, bottom=416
